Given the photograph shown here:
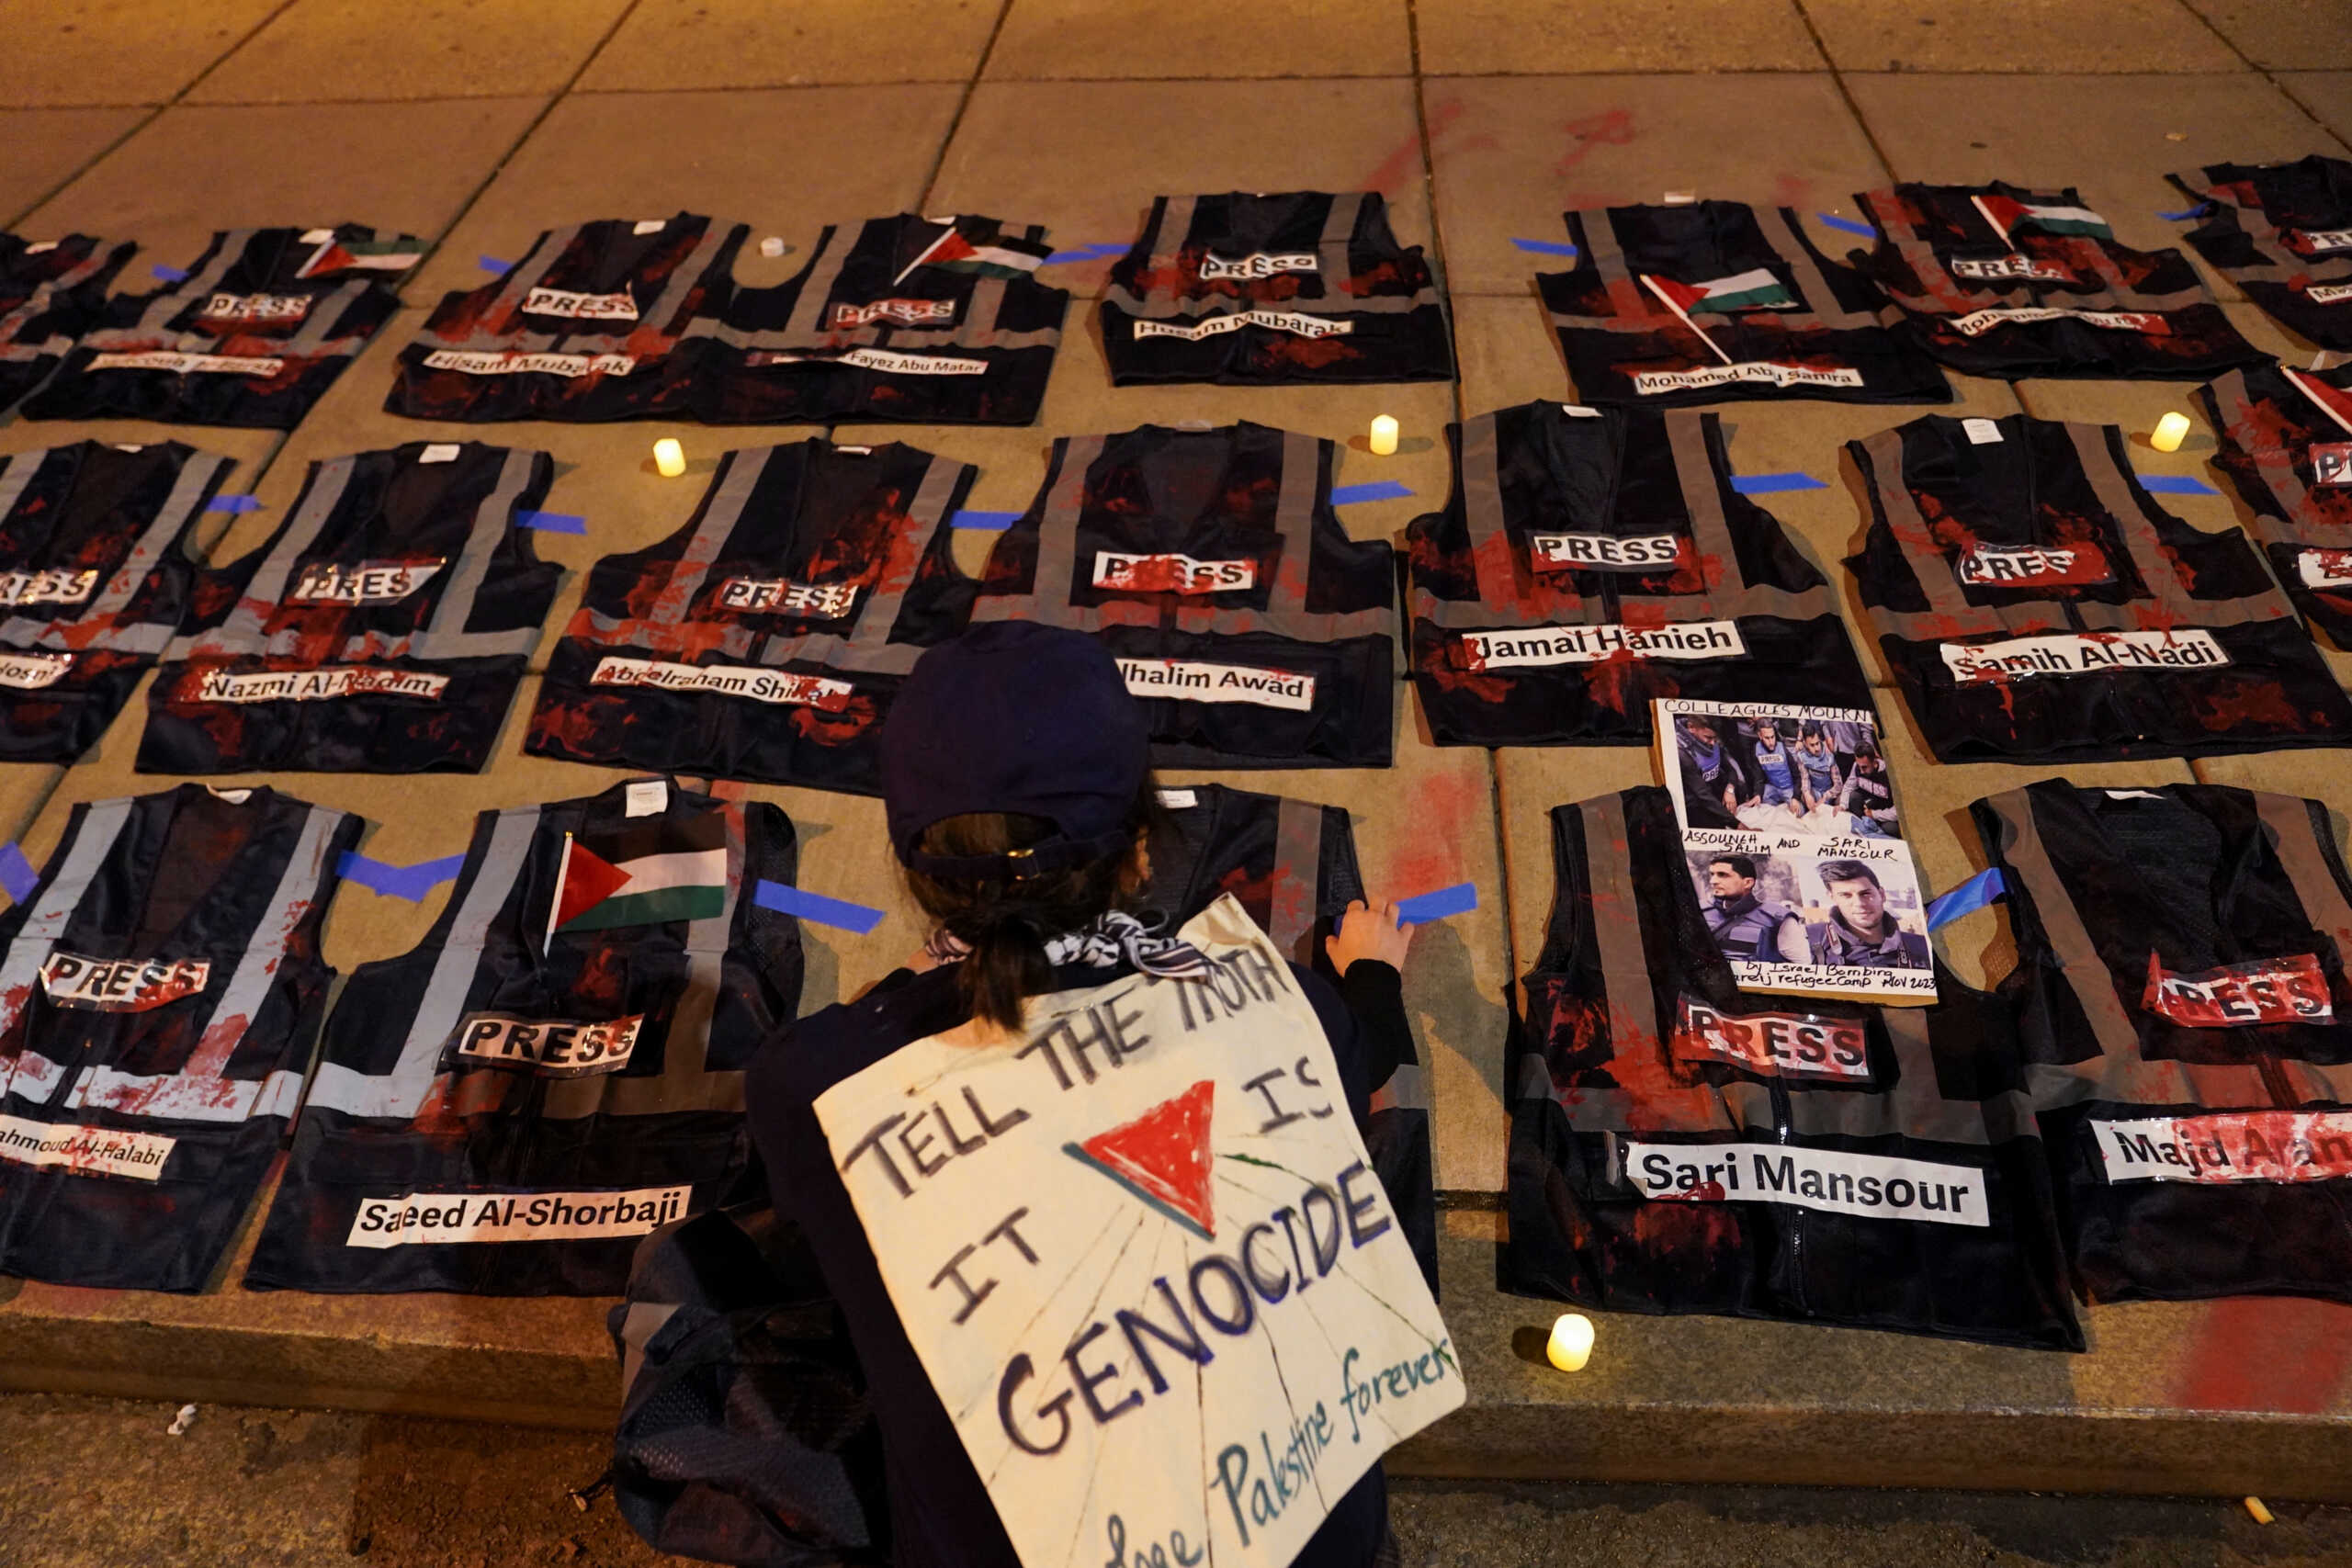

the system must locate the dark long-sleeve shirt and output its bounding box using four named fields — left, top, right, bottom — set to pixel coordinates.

left=746, top=956, right=1408, bottom=1568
